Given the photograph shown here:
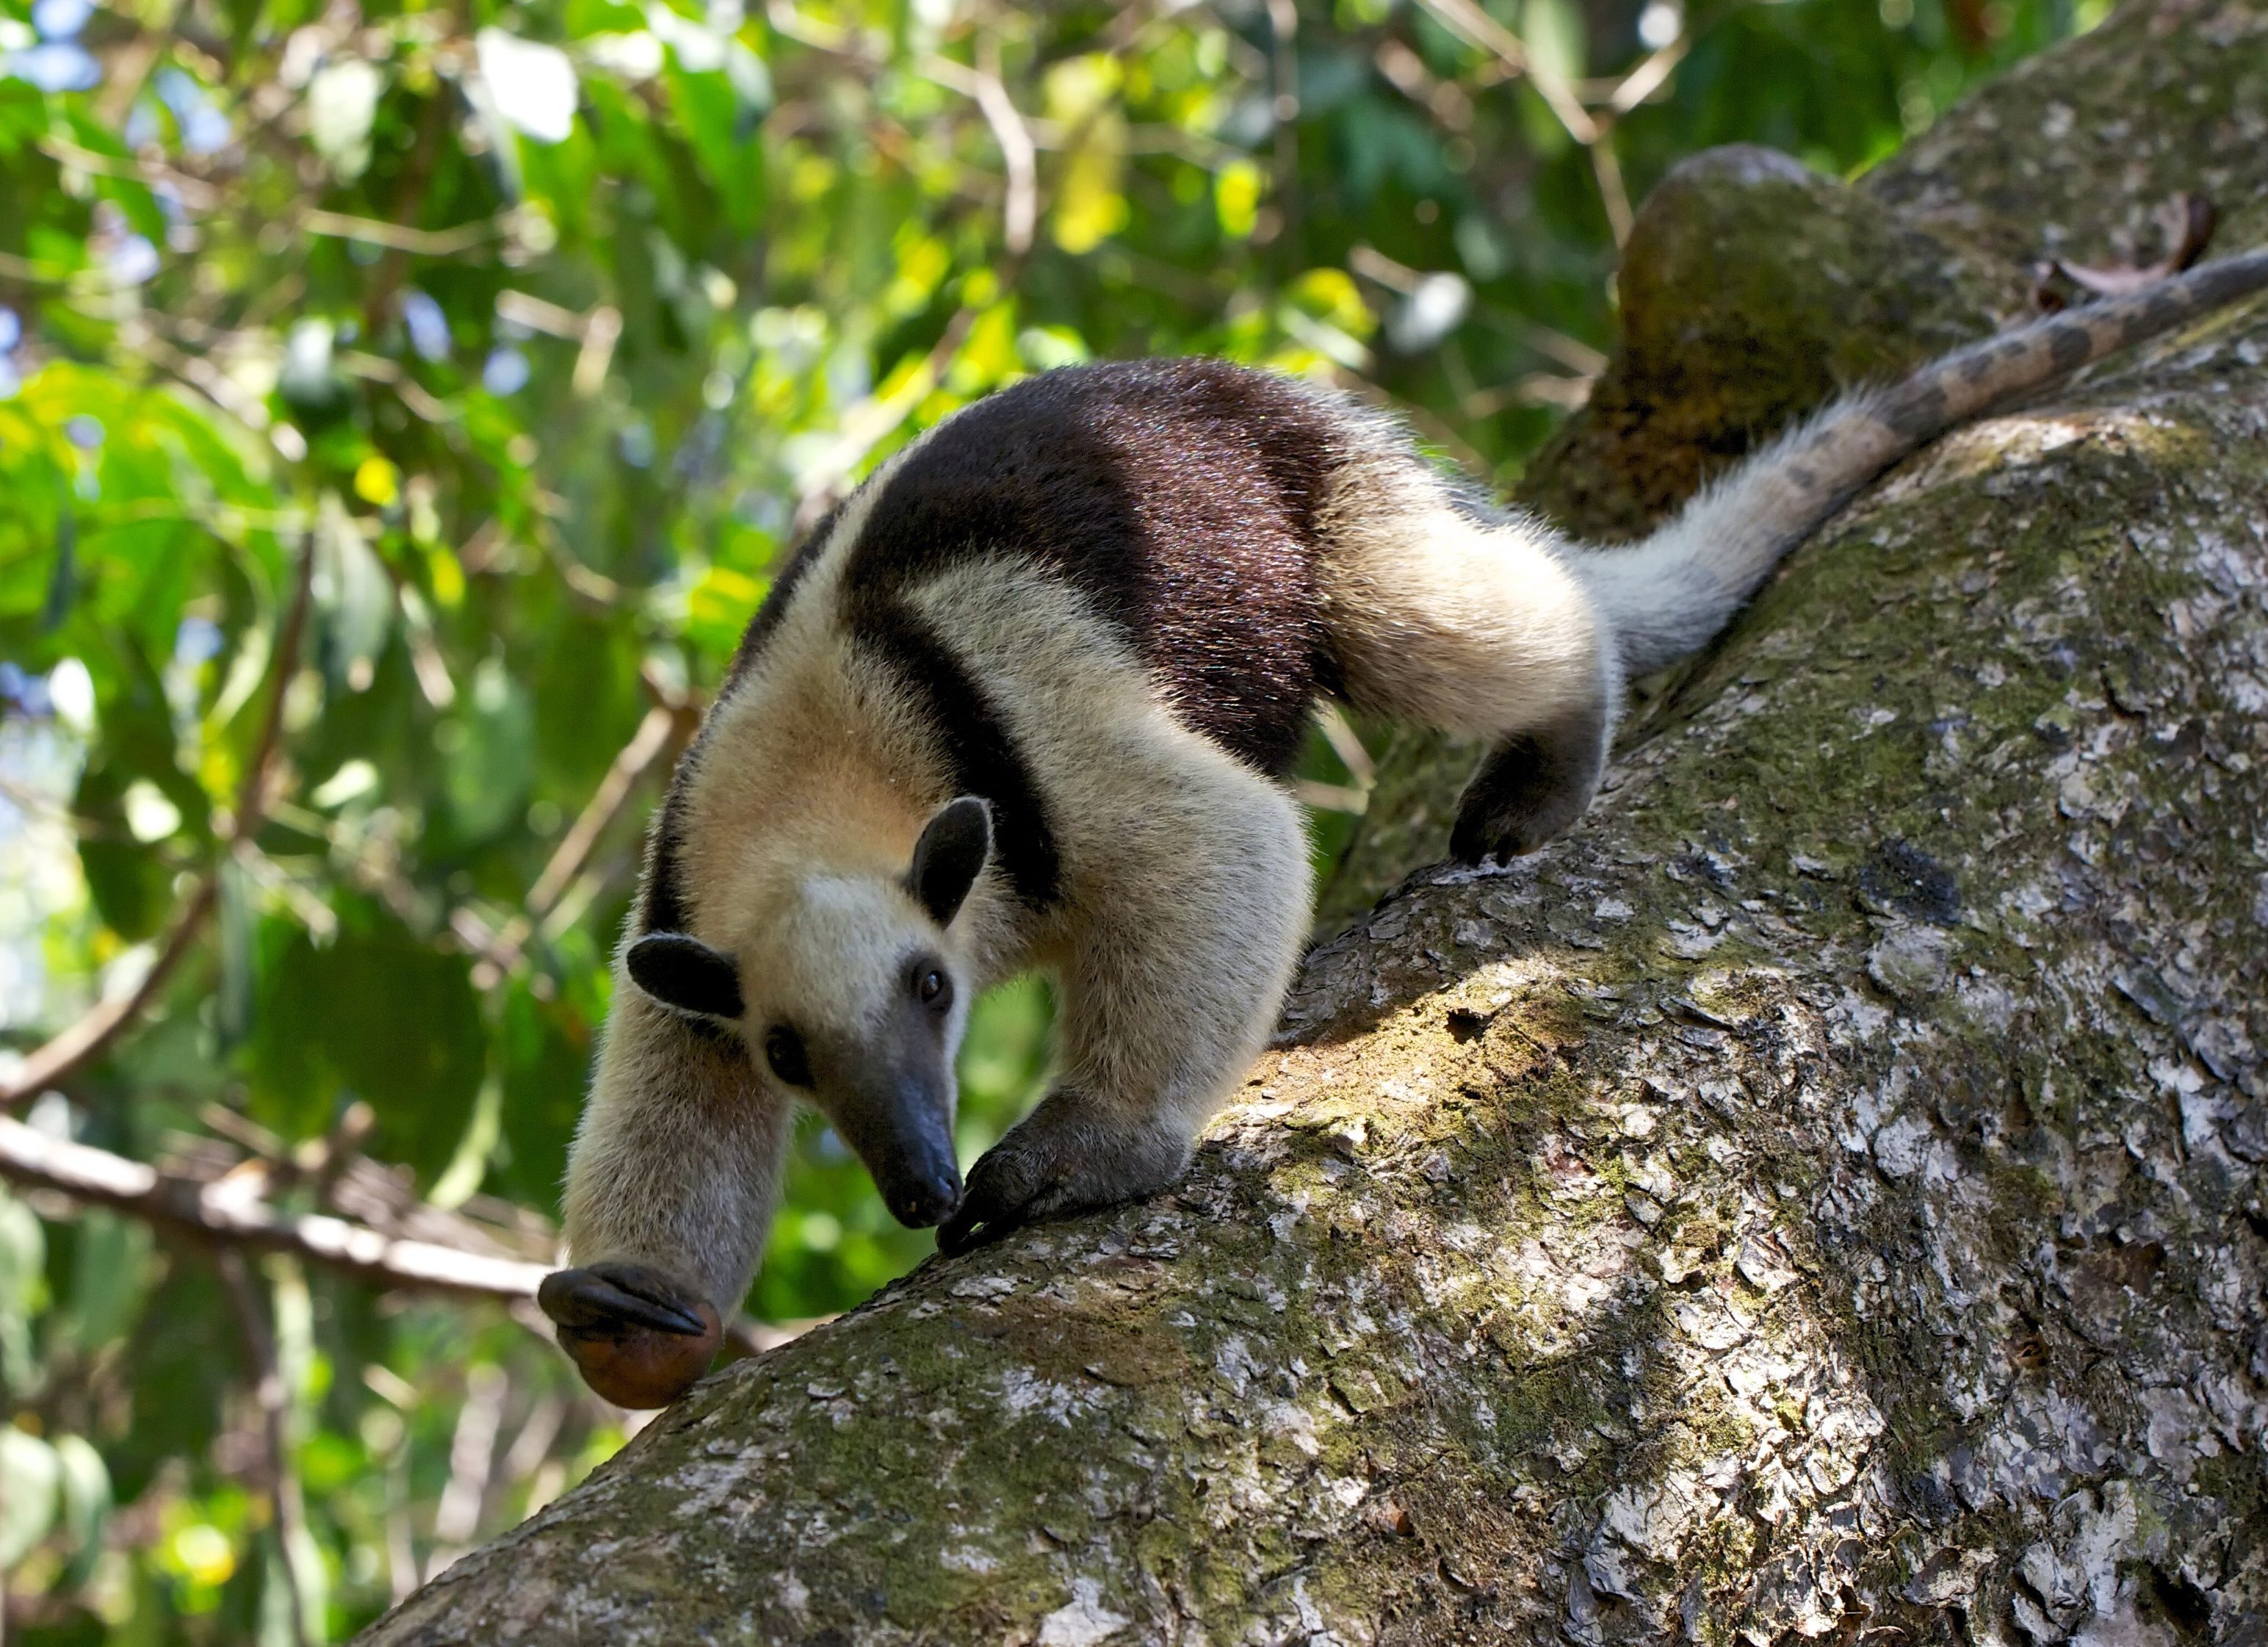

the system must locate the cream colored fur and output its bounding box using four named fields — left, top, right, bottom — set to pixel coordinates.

left=560, top=529, right=1312, bottom=1297
left=1316, top=439, right=1619, bottom=742
left=560, top=987, right=793, bottom=1311
left=561, top=459, right=1008, bottom=1306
